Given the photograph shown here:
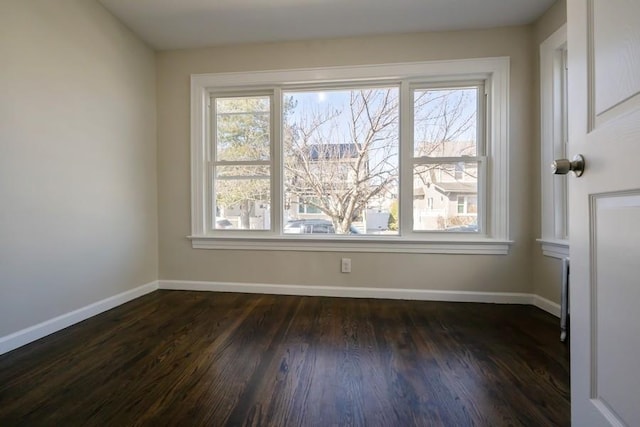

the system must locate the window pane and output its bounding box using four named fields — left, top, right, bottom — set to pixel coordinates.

left=283, top=88, right=399, bottom=235
left=215, top=96, right=270, bottom=161
left=413, top=163, right=478, bottom=232
left=413, top=87, right=478, bottom=157
left=214, top=165, right=270, bottom=230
